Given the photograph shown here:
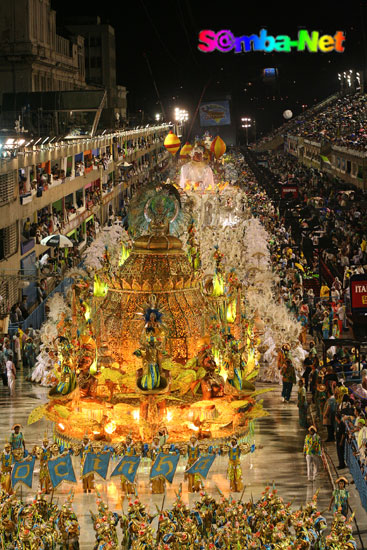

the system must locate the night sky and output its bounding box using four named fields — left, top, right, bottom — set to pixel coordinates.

left=52, top=0, right=366, bottom=135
